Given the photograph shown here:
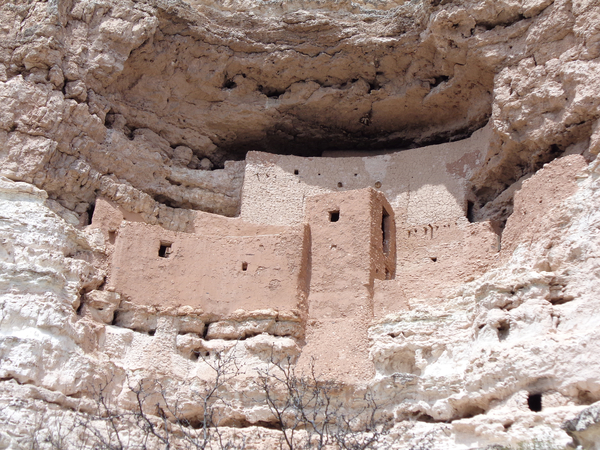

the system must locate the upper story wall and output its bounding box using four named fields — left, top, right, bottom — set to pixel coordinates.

left=240, top=123, right=491, bottom=227
left=306, top=188, right=396, bottom=318
left=307, top=188, right=395, bottom=286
